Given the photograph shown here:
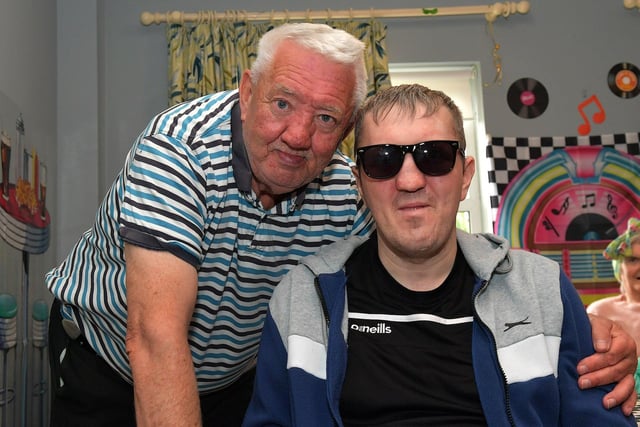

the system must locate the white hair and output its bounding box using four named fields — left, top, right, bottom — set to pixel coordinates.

left=250, top=23, right=368, bottom=111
